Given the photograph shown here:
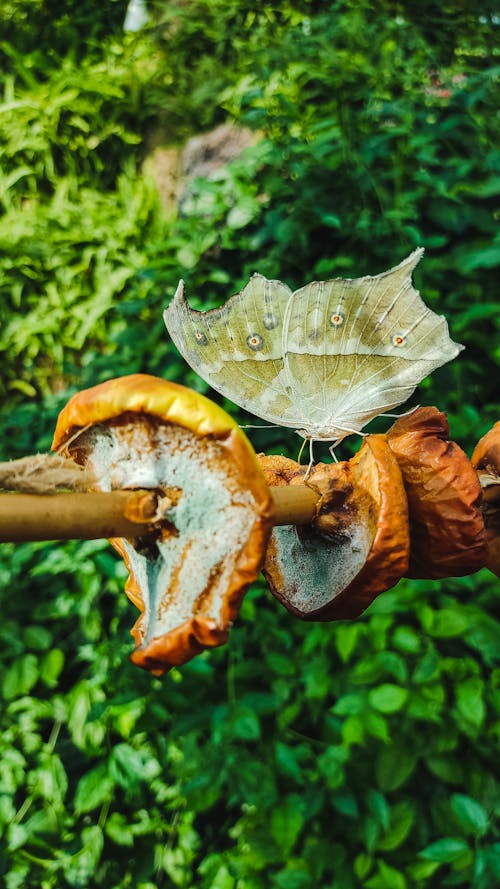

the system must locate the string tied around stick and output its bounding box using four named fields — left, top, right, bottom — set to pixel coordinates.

left=0, top=454, right=96, bottom=495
